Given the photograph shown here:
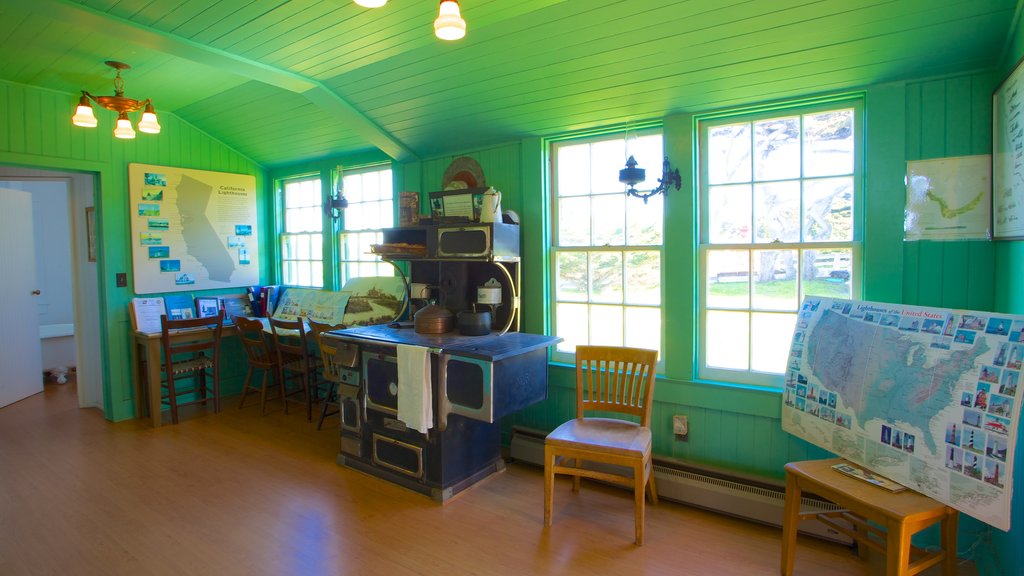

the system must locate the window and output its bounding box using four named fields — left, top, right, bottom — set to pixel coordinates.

left=338, top=165, right=394, bottom=286
left=699, top=101, right=861, bottom=386
left=550, top=131, right=664, bottom=363
left=280, top=176, right=323, bottom=287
